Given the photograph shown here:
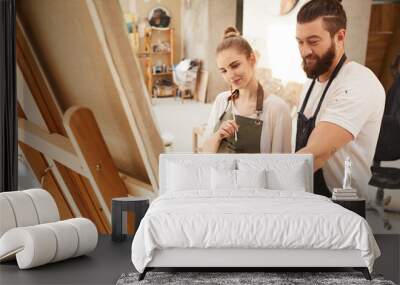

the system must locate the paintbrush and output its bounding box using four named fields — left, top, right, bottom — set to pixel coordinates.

left=232, top=112, right=238, bottom=142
